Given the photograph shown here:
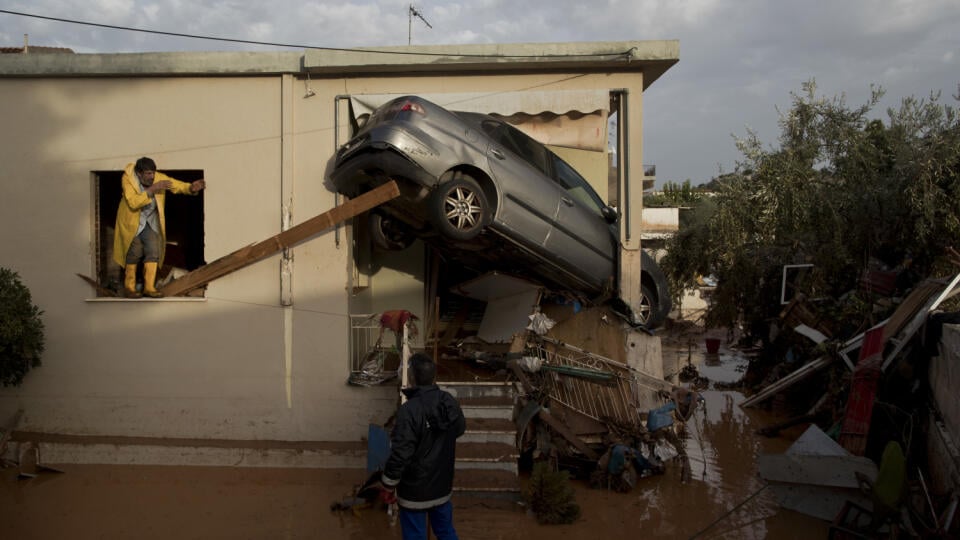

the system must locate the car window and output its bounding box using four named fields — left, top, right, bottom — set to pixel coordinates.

left=551, top=154, right=605, bottom=214
left=481, top=120, right=549, bottom=176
